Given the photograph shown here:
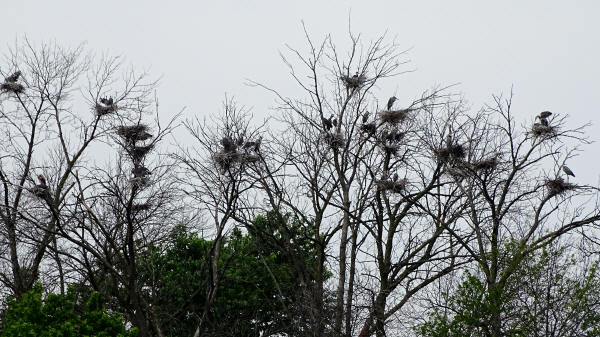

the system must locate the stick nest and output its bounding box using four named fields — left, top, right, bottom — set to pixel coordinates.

left=128, top=144, right=155, bottom=162
left=435, top=144, right=466, bottom=163
left=130, top=176, right=150, bottom=189
left=341, top=74, right=367, bottom=89
left=240, top=153, right=261, bottom=163
left=95, top=103, right=117, bottom=116
left=214, top=151, right=242, bottom=171
left=131, top=203, right=151, bottom=212
left=545, top=178, right=576, bottom=197
left=117, top=125, right=153, bottom=142
left=472, top=157, right=498, bottom=171
left=377, top=178, right=407, bottom=193
left=323, top=132, right=346, bottom=149
left=0, top=82, right=24, bottom=94
left=380, top=109, right=412, bottom=124
left=360, top=123, right=377, bottom=136
left=531, top=124, right=556, bottom=137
